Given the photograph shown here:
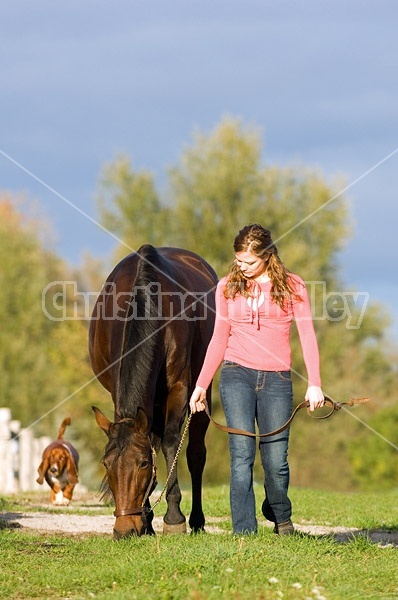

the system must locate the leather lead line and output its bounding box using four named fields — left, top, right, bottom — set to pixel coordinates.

left=203, top=395, right=370, bottom=438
